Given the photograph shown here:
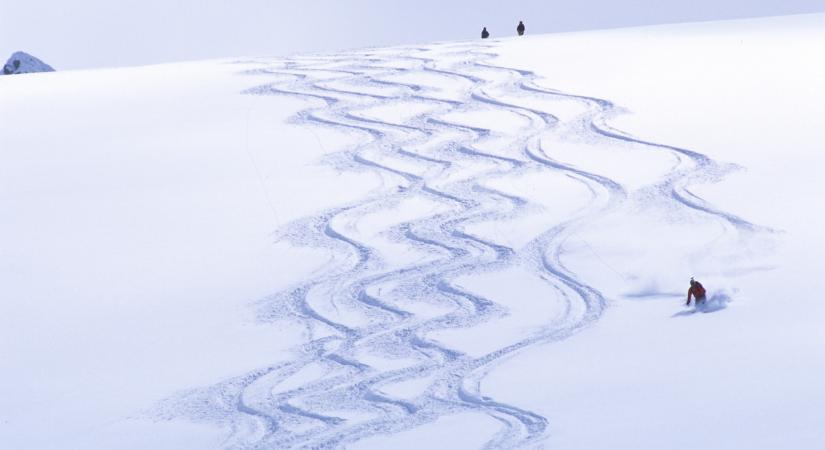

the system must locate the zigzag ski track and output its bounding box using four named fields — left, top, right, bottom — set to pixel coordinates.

left=154, top=42, right=769, bottom=449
